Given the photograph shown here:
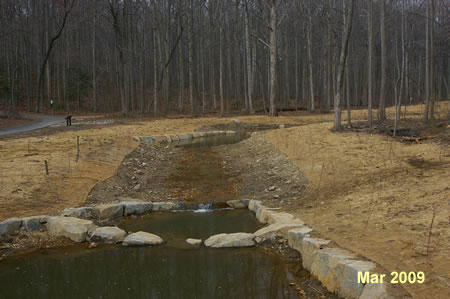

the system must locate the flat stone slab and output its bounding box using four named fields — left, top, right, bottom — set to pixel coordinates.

left=360, top=282, right=389, bottom=299
left=335, top=260, right=376, bottom=298
left=152, top=202, right=177, bottom=211
left=0, top=218, right=22, bottom=237
left=97, top=204, right=124, bottom=219
left=267, top=212, right=295, bottom=224
left=287, top=226, right=313, bottom=251
left=254, top=222, right=304, bottom=241
left=204, top=233, right=255, bottom=248
left=121, top=201, right=153, bottom=216
left=62, top=207, right=99, bottom=219
left=297, top=237, right=331, bottom=271
left=186, top=238, right=202, bottom=246
left=90, top=227, right=127, bottom=243
left=122, top=232, right=164, bottom=246
left=226, top=199, right=249, bottom=209
left=178, top=133, right=193, bottom=140
left=311, top=247, right=357, bottom=293
left=46, top=217, right=96, bottom=242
